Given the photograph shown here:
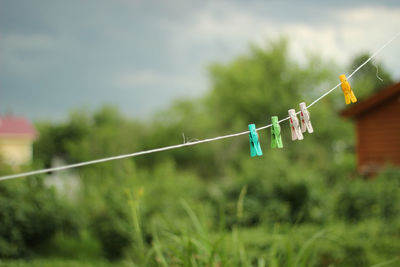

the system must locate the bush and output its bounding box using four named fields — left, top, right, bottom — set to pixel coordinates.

left=90, top=193, right=133, bottom=261
left=334, top=167, right=400, bottom=222
left=0, top=178, right=77, bottom=258
left=91, top=211, right=132, bottom=260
